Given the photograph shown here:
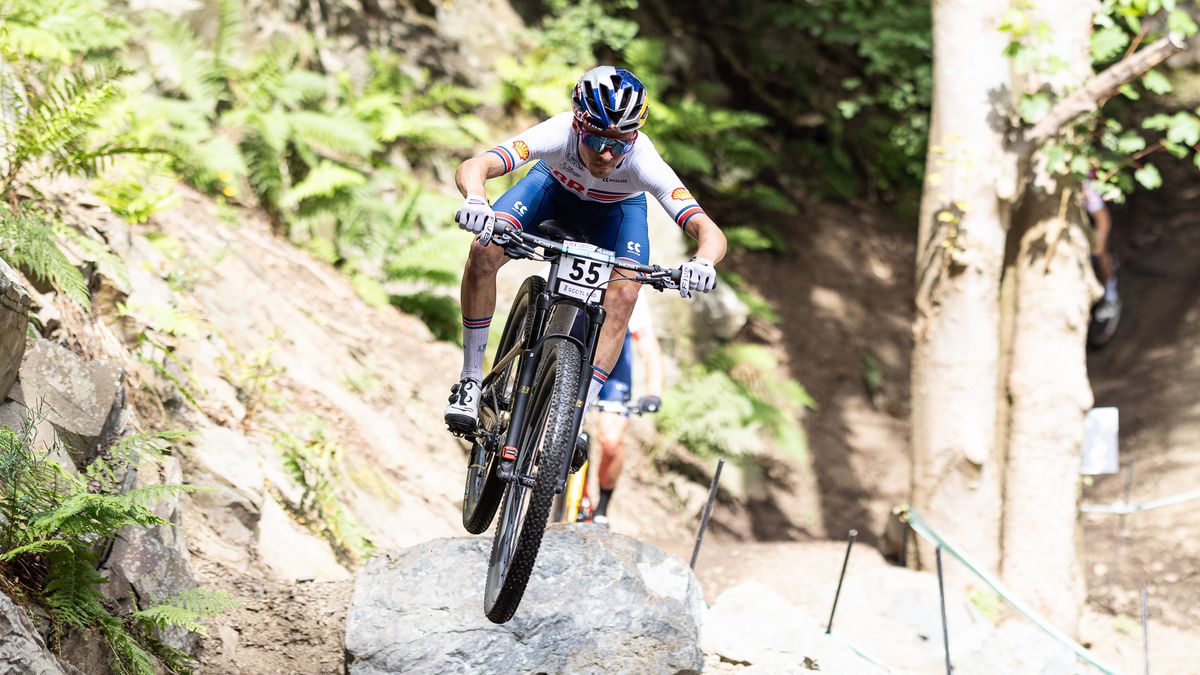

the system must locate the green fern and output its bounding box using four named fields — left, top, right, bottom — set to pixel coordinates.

left=0, top=0, right=130, bottom=64
left=0, top=204, right=90, bottom=308
left=2, top=412, right=220, bottom=675
left=273, top=420, right=373, bottom=564
left=133, top=588, right=238, bottom=638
